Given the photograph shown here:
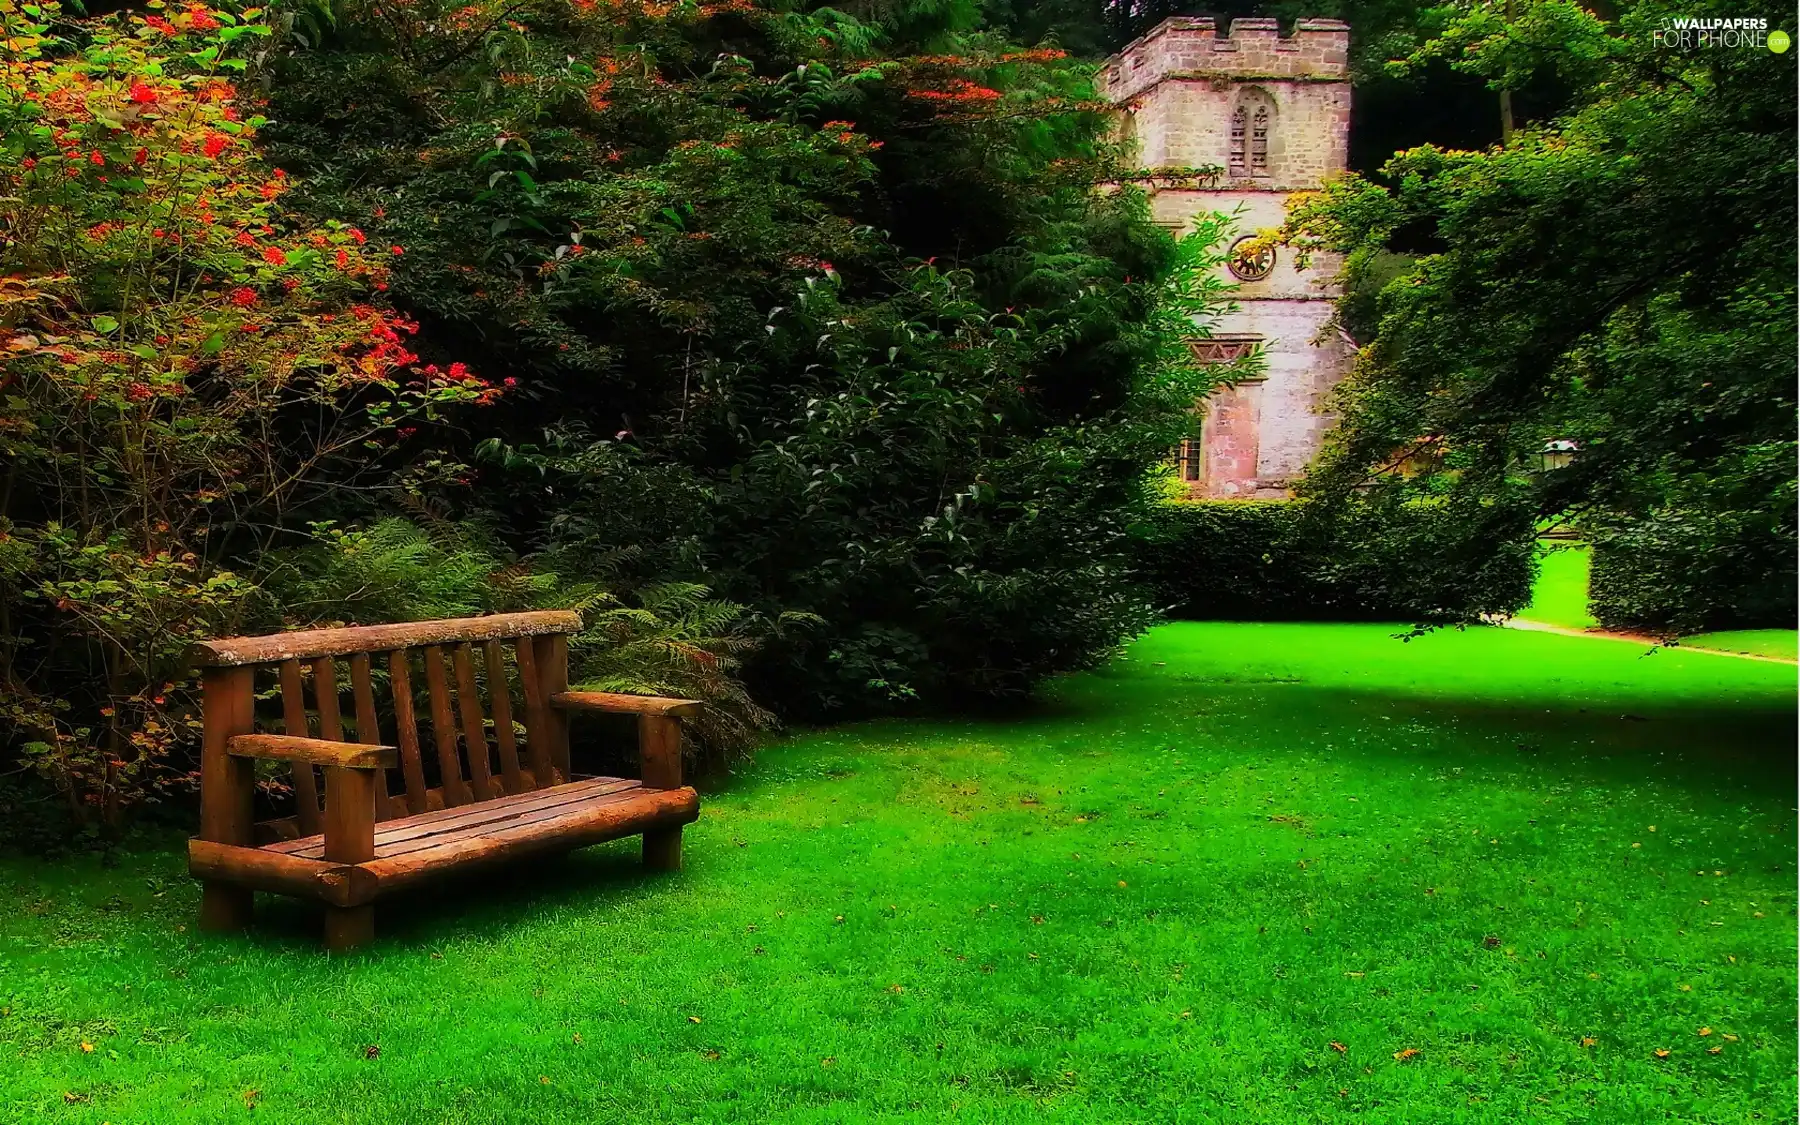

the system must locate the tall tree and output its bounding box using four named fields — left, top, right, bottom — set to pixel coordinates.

left=1284, top=0, right=1796, bottom=629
